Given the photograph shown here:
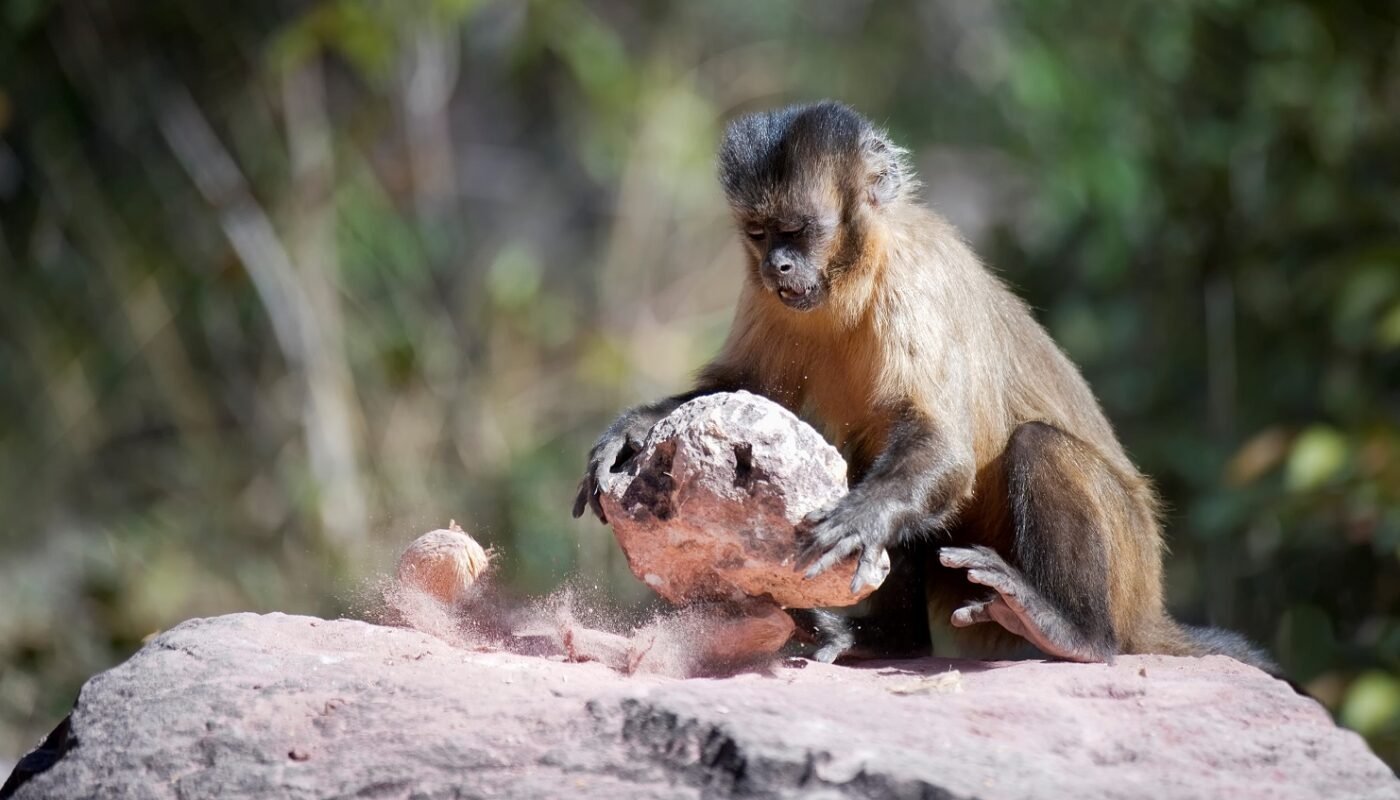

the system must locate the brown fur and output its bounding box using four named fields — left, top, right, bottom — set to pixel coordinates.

left=706, top=201, right=1199, bottom=656
left=579, top=102, right=1271, bottom=670
left=704, top=105, right=1258, bottom=664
